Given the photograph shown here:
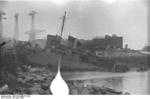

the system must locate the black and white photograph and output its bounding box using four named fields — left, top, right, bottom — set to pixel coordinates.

left=0, top=0, right=149, bottom=95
